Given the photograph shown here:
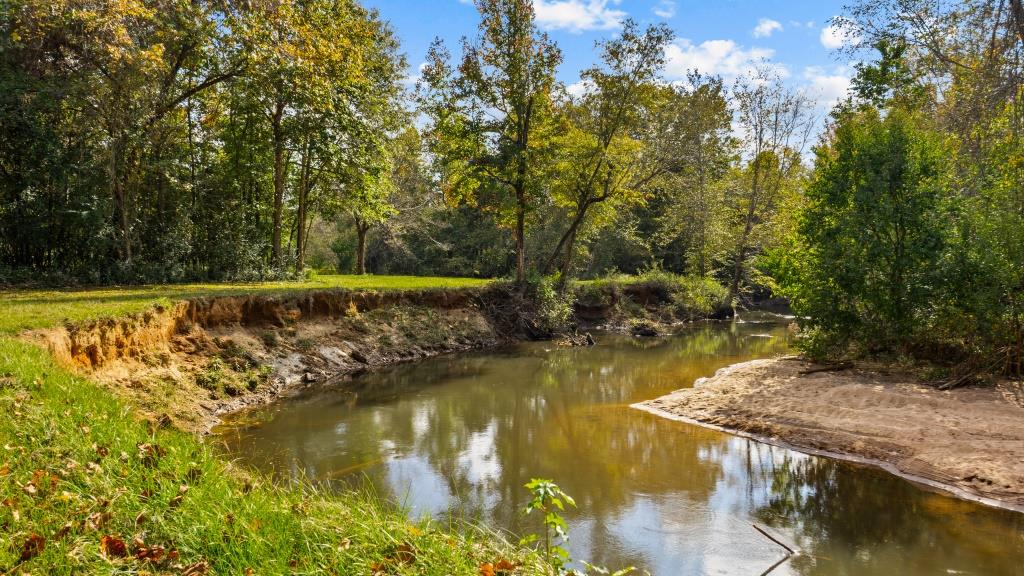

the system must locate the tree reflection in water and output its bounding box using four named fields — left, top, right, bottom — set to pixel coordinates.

left=754, top=454, right=1024, bottom=575
left=218, top=322, right=1024, bottom=575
